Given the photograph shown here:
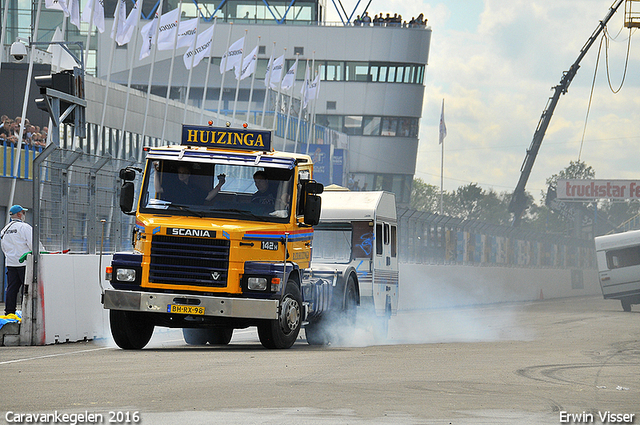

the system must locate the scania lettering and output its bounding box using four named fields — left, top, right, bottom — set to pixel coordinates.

left=102, top=124, right=370, bottom=349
